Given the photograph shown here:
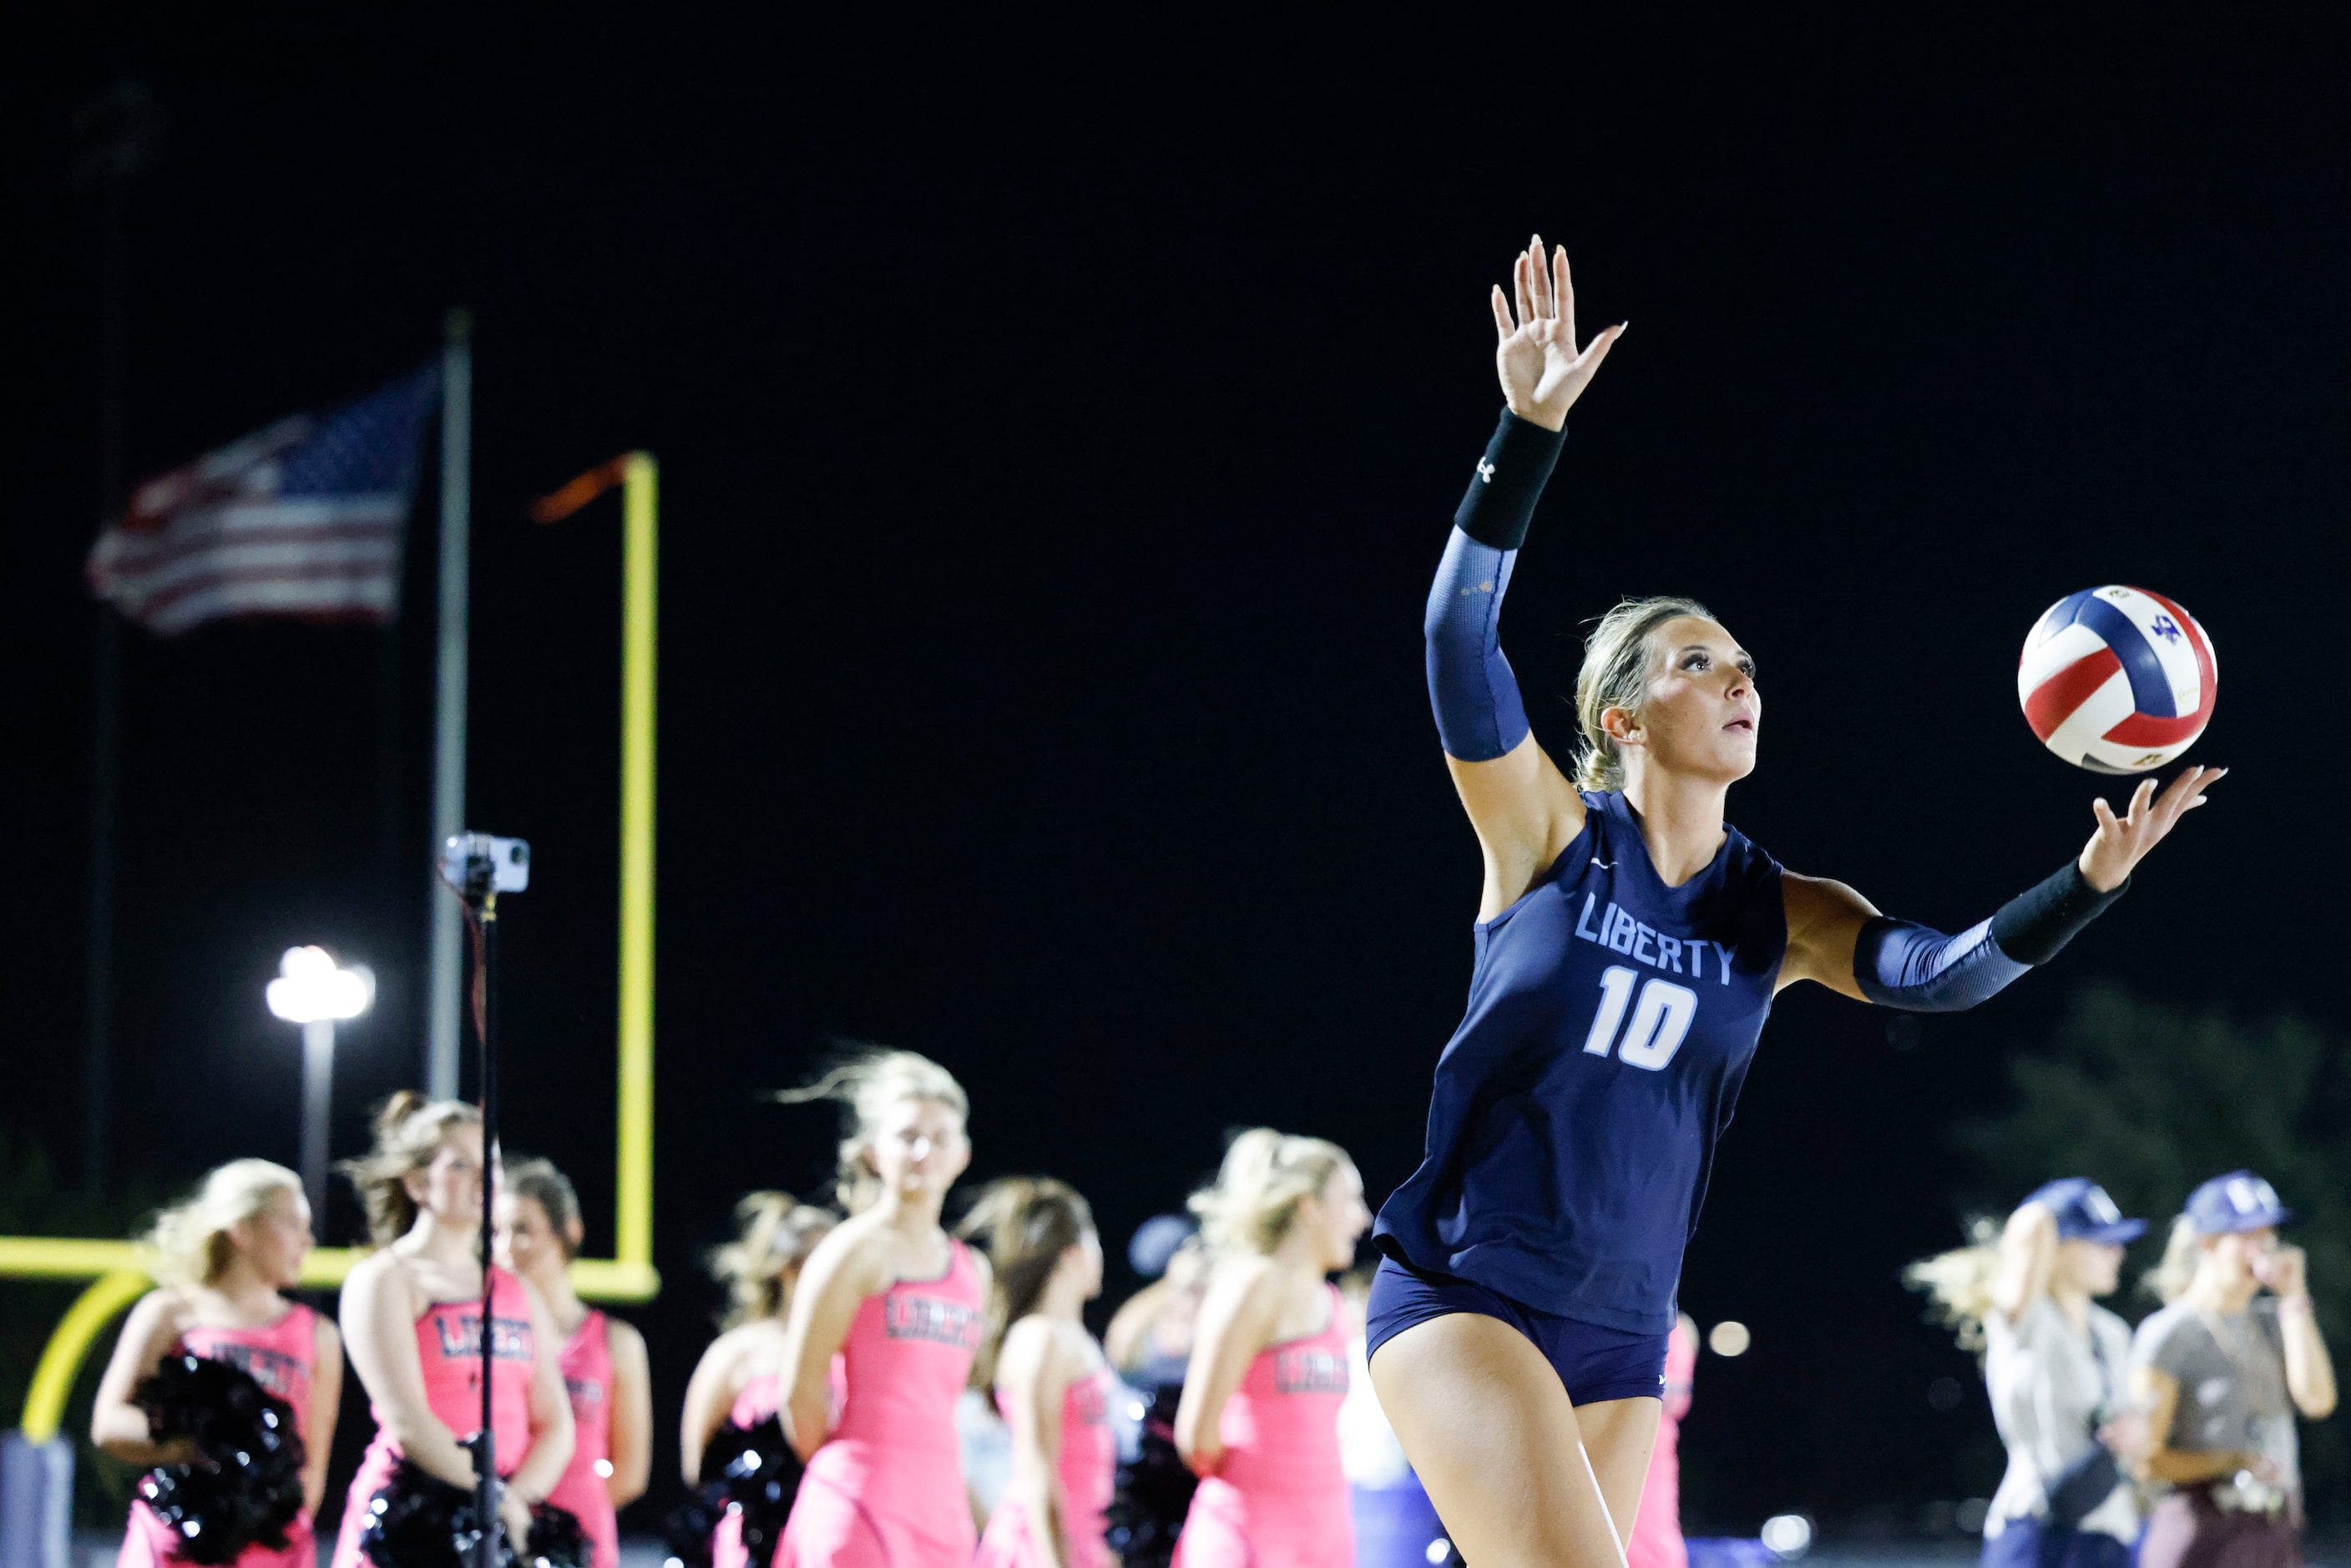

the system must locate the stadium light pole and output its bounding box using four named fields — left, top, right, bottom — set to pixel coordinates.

left=265, top=946, right=374, bottom=1223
